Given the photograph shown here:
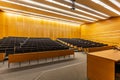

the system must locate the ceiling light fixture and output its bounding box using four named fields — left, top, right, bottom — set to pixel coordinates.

left=65, top=0, right=110, bottom=17
left=5, top=10, right=81, bottom=26
left=1, top=0, right=95, bottom=22
left=21, top=0, right=97, bottom=21
left=109, top=0, right=120, bottom=8
left=47, top=0, right=108, bottom=19
left=0, top=6, right=82, bottom=25
left=92, top=0, right=120, bottom=15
